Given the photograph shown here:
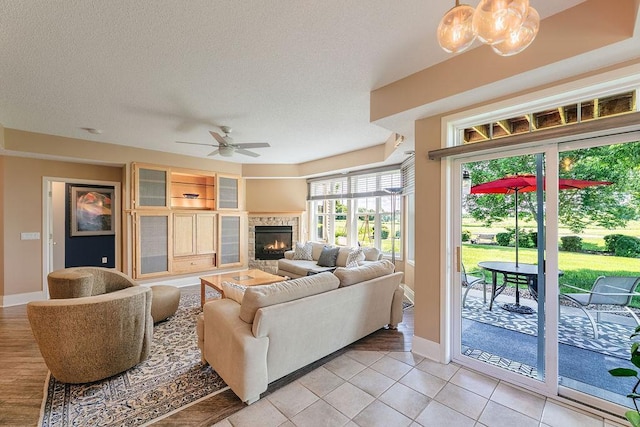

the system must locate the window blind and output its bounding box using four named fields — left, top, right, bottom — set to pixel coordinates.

left=308, top=166, right=401, bottom=201
left=401, top=155, right=415, bottom=195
